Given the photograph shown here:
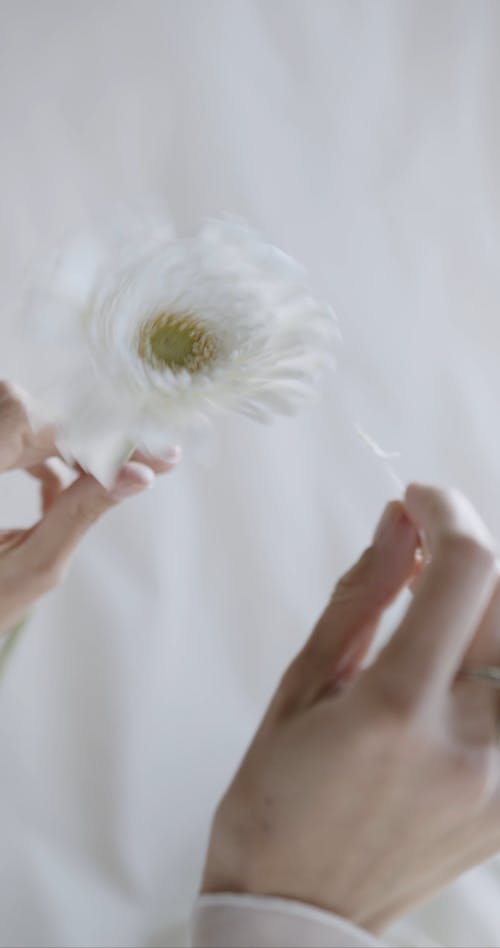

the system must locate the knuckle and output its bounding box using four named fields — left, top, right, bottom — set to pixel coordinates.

left=364, top=668, right=418, bottom=729
left=445, top=745, right=494, bottom=810
left=376, top=688, right=417, bottom=729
